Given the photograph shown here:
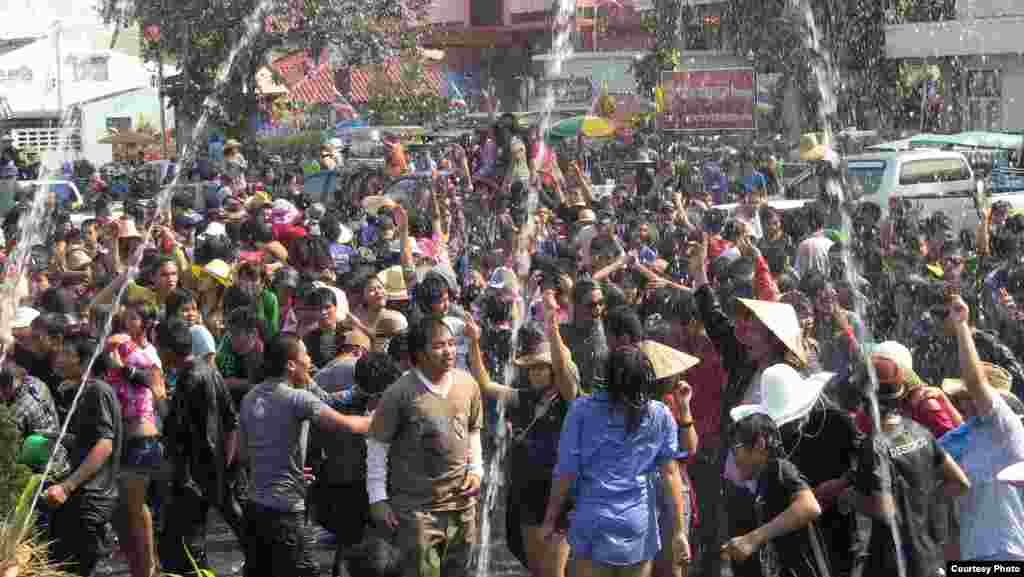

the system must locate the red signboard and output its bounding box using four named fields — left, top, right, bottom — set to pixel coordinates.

left=658, top=68, right=756, bottom=132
